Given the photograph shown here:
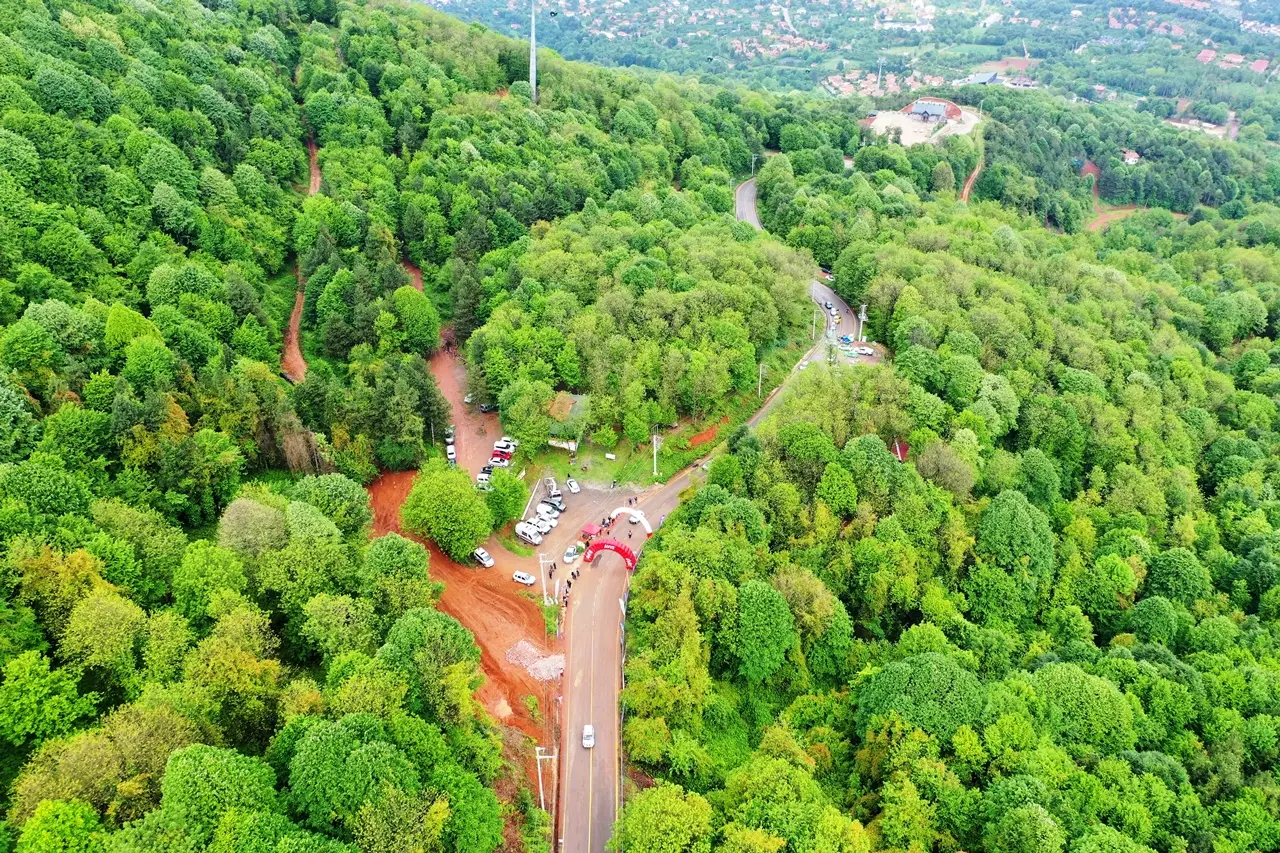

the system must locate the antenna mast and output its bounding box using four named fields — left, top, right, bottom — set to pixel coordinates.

left=529, top=0, right=538, bottom=104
